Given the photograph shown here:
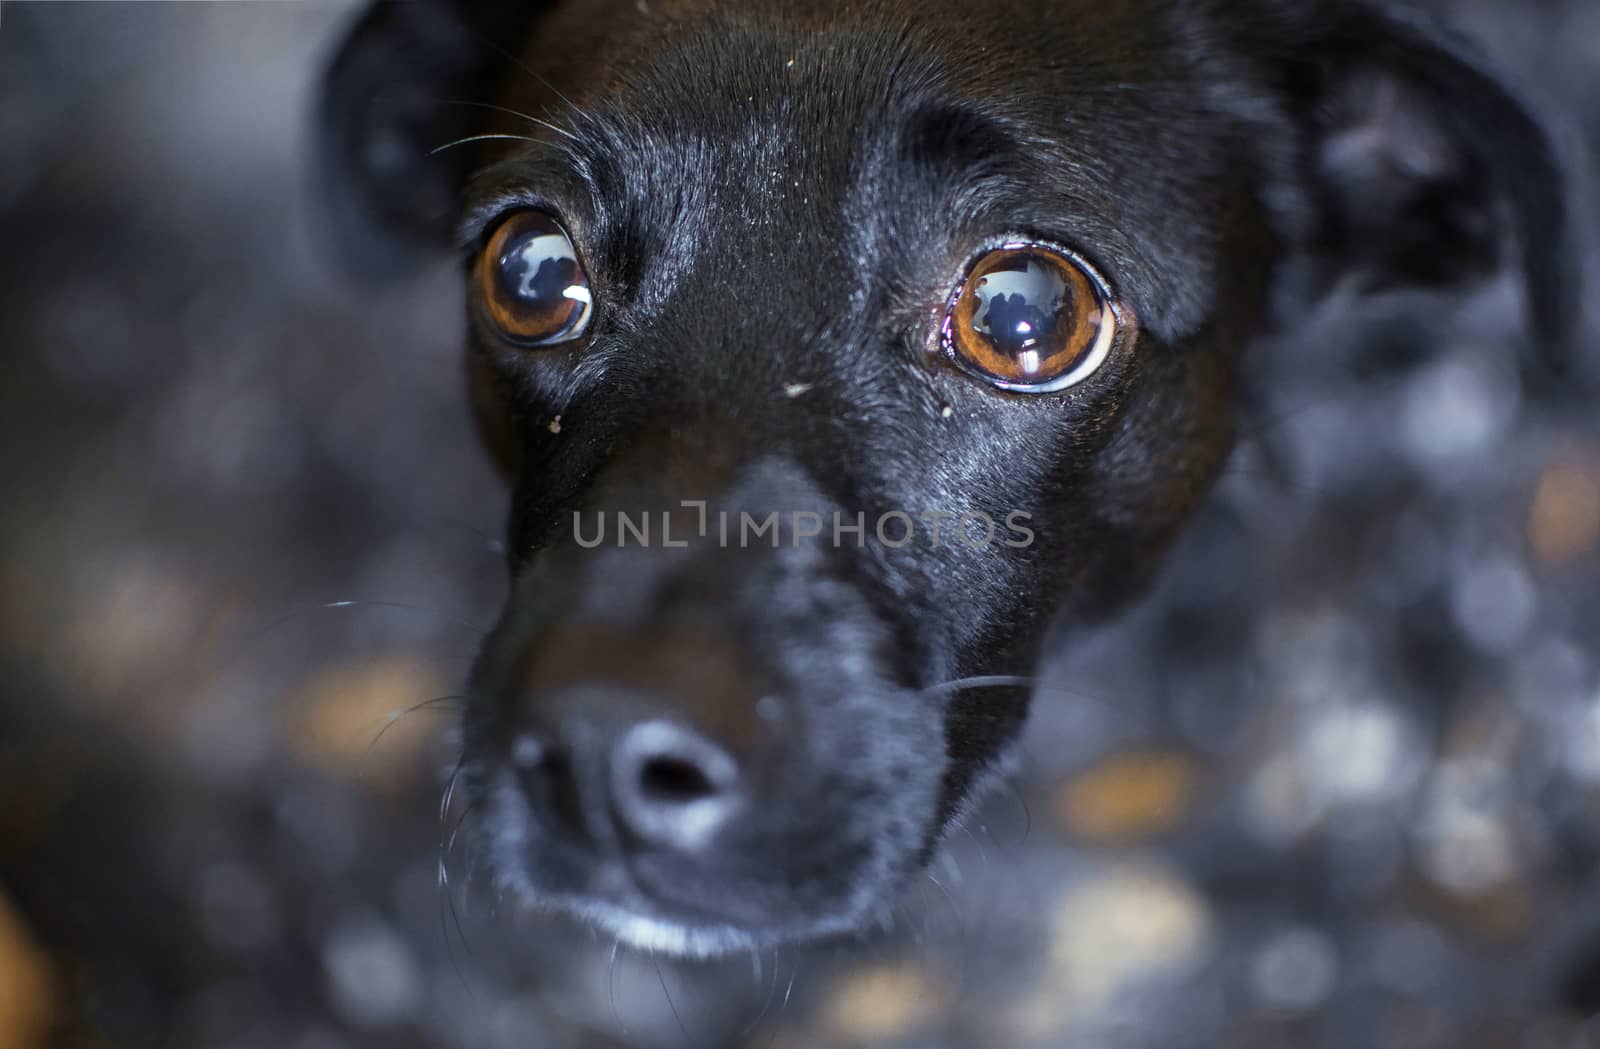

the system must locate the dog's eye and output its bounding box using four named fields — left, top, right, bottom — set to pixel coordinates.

left=475, top=210, right=593, bottom=346
left=942, top=244, right=1118, bottom=392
